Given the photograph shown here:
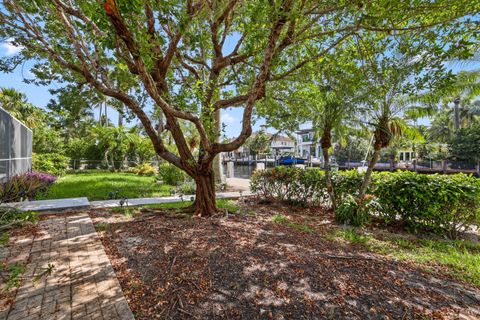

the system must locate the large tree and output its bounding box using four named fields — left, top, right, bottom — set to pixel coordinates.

left=0, top=0, right=477, bottom=216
